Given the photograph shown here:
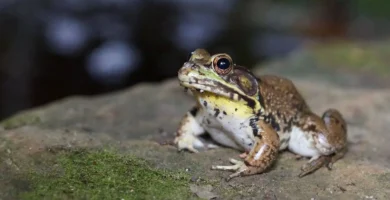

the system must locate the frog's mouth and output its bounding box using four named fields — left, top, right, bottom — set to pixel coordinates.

left=179, top=78, right=240, bottom=100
